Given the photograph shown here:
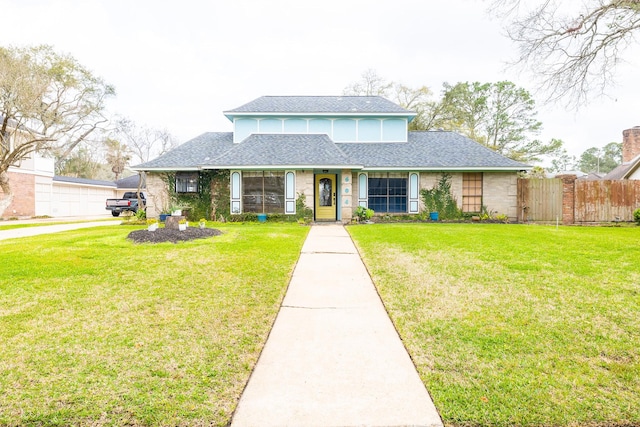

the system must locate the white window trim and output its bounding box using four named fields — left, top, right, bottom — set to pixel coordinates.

left=285, top=170, right=296, bottom=215
left=409, top=172, right=420, bottom=213
left=230, top=170, right=242, bottom=214
left=358, top=172, right=368, bottom=207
